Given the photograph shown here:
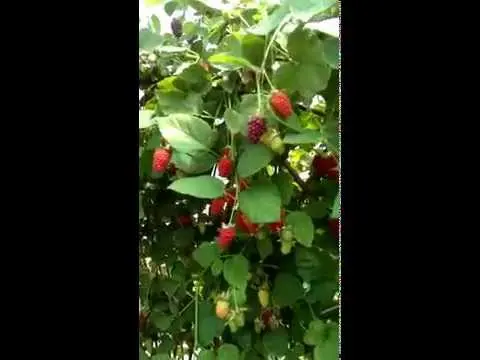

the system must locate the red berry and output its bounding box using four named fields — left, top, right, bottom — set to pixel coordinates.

left=152, top=148, right=171, bottom=172
left=270, top=90, right=293, bottom=119
left=217, top=225, right=236, bottom=250
left=217, top=155, right=233, bottom=177
left=210, top=197, right=226, bottom=216
left=328, top=218, right=339, bottom=240
left=312, top=154, right=337, bottom=177
left=261, top=309, right=273, bottom=326
left=178, top=215, right=192, bottom=226
left=247, top=115, right=267, bottom=143
left=326, top=168, right=339, bottom=182
left=235, top=212, right=258, bottom=235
